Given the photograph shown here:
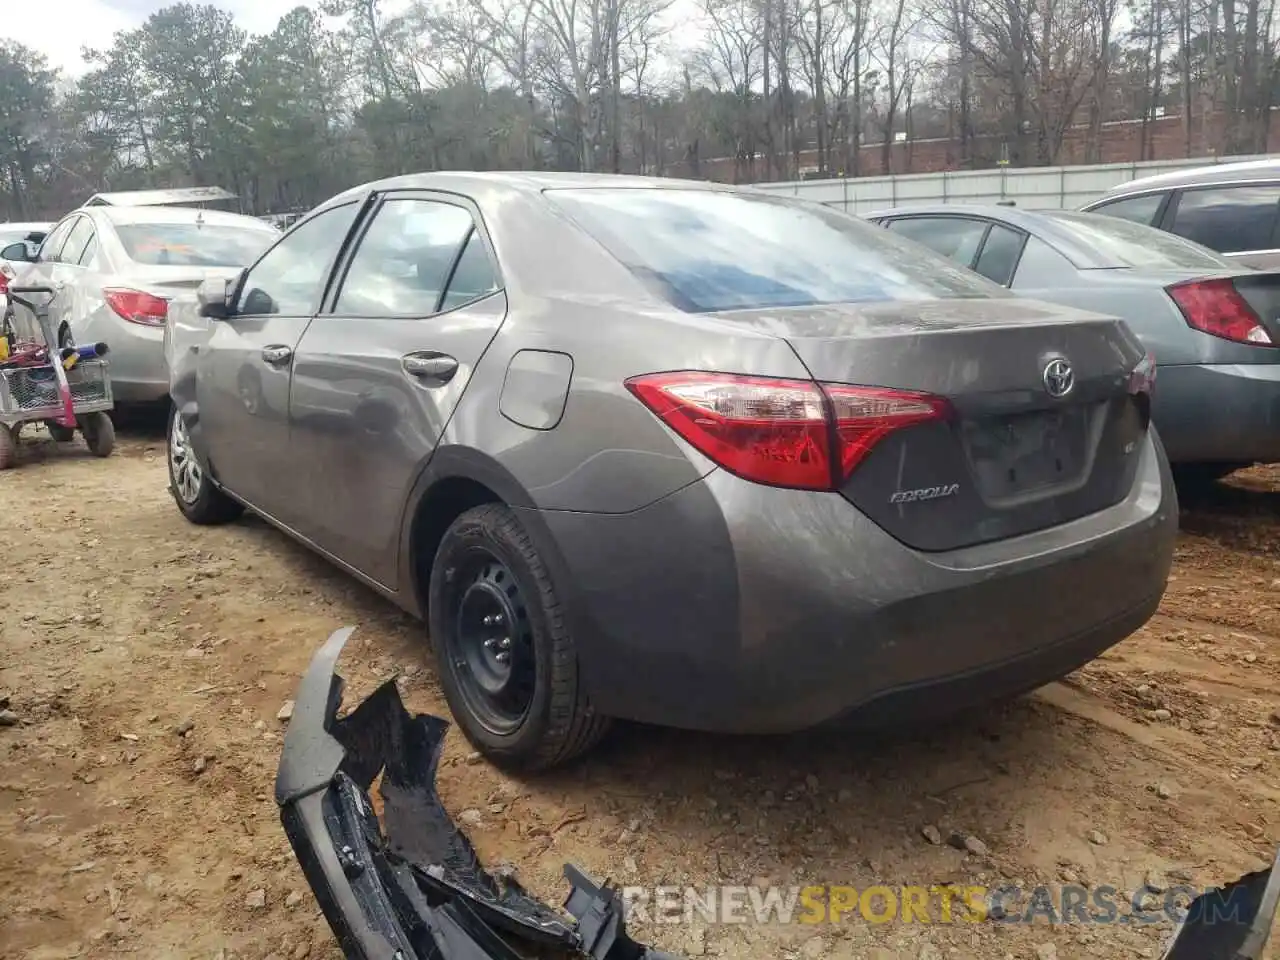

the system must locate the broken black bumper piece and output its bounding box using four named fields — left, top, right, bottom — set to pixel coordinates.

left=277, top=627, right=1280, bottom=960
left=274, top=626, right=680, bottom=960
